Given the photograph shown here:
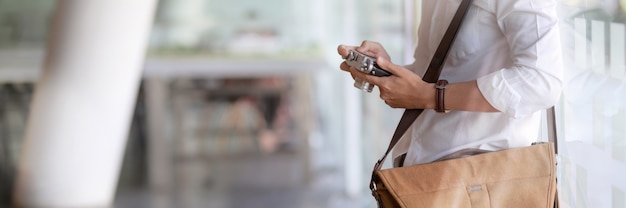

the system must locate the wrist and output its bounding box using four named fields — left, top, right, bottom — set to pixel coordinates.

left=422, top=83, right=438, bottom=110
